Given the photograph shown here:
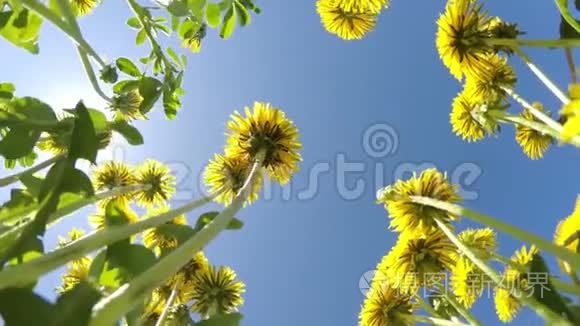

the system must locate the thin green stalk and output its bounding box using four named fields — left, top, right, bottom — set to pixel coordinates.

left=565, top=49, right=577, bottom=83
left=155, top=282, right=179, bottom=326
left=438, top=285, right=482, bottom=326
left=487, top=251, right=580, bottom=296
left=413, top=197, right=580, bottom=274
left=0, top=154, right=65, bottom=187
left=503, top=87, right=564, bottom=131
left=125, top=0, right=175, bottom=72
left=412, top=315, right=470, bottom=326
left=20, top=0, right=106, bottom=67
left=0, top=193, right=217, bottom=289
left=513, top=49, right=570, bottom=104
left=488, top=38, right=580, bottom=49
left=89, top=157, right=263, bottom=326
left=78, top=47, right=112, bottom=103
left=415, top=294, right=442, bottom=319
left=434, top=217, right=573, bottom=325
